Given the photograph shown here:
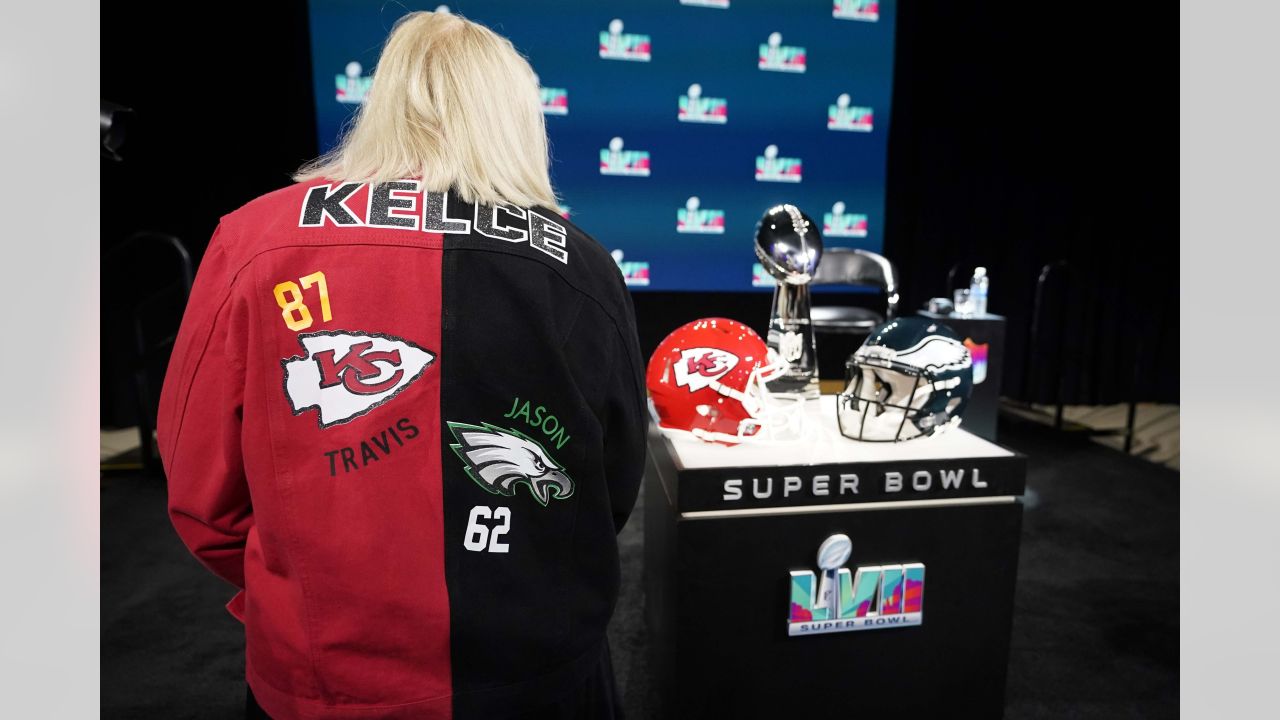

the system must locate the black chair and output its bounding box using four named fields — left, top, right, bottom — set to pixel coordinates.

left=810, top=248, right=900, bottom=379
left=811, top=248, right=900, bottom=330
